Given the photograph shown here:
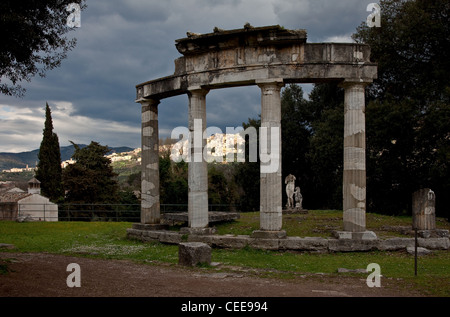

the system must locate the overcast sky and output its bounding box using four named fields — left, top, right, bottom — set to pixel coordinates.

left=0, top=0, right=371, bottom=153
